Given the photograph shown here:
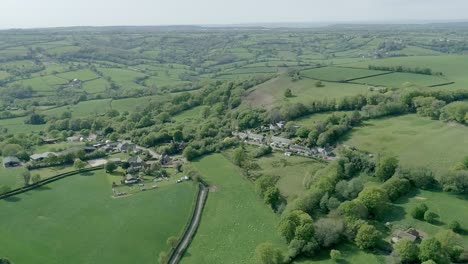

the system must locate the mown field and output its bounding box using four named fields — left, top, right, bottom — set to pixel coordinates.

left=181, top=154, right=287, bottom=264
left=344, top=114, right=468, bottom=175
left=354, top=72, right=449, bottom=88
left=0, top=170, right=197, bottom=264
